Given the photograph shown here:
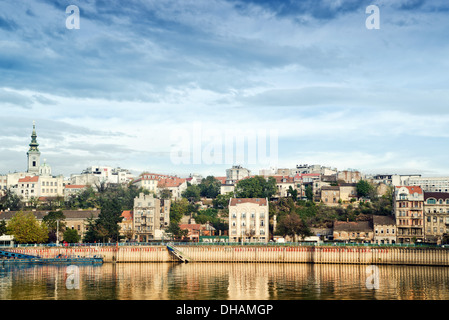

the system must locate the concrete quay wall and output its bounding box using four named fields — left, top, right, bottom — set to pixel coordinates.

left=6, top=245, right=449, bottom=266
